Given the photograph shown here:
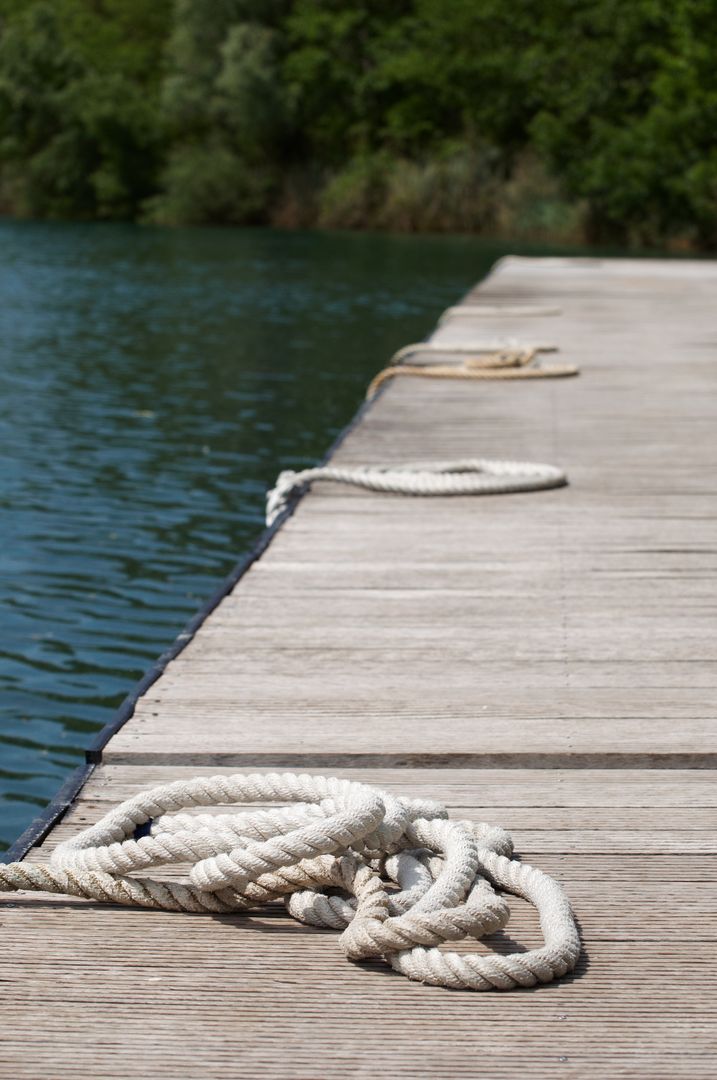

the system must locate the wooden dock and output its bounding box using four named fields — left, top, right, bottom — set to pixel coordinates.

left=2, top=256, right=716, bottom=1078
